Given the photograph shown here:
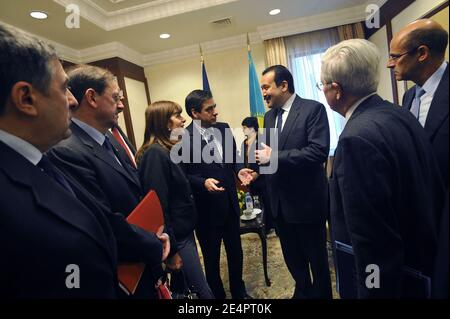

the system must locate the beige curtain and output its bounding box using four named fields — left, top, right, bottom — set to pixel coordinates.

left=337, top=22, right=365, bottom=41
left=264, top=37, right=288, bottom=67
